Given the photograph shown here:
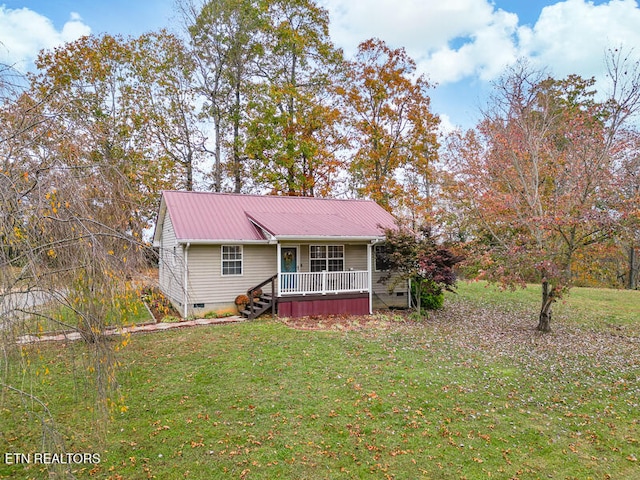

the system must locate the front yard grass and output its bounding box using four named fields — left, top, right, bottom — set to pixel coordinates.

left=13, top=299, right=153, bottom=338
left=456, top=280, right=640, bottom=331
left=1, top=283, right=638, bottom=479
